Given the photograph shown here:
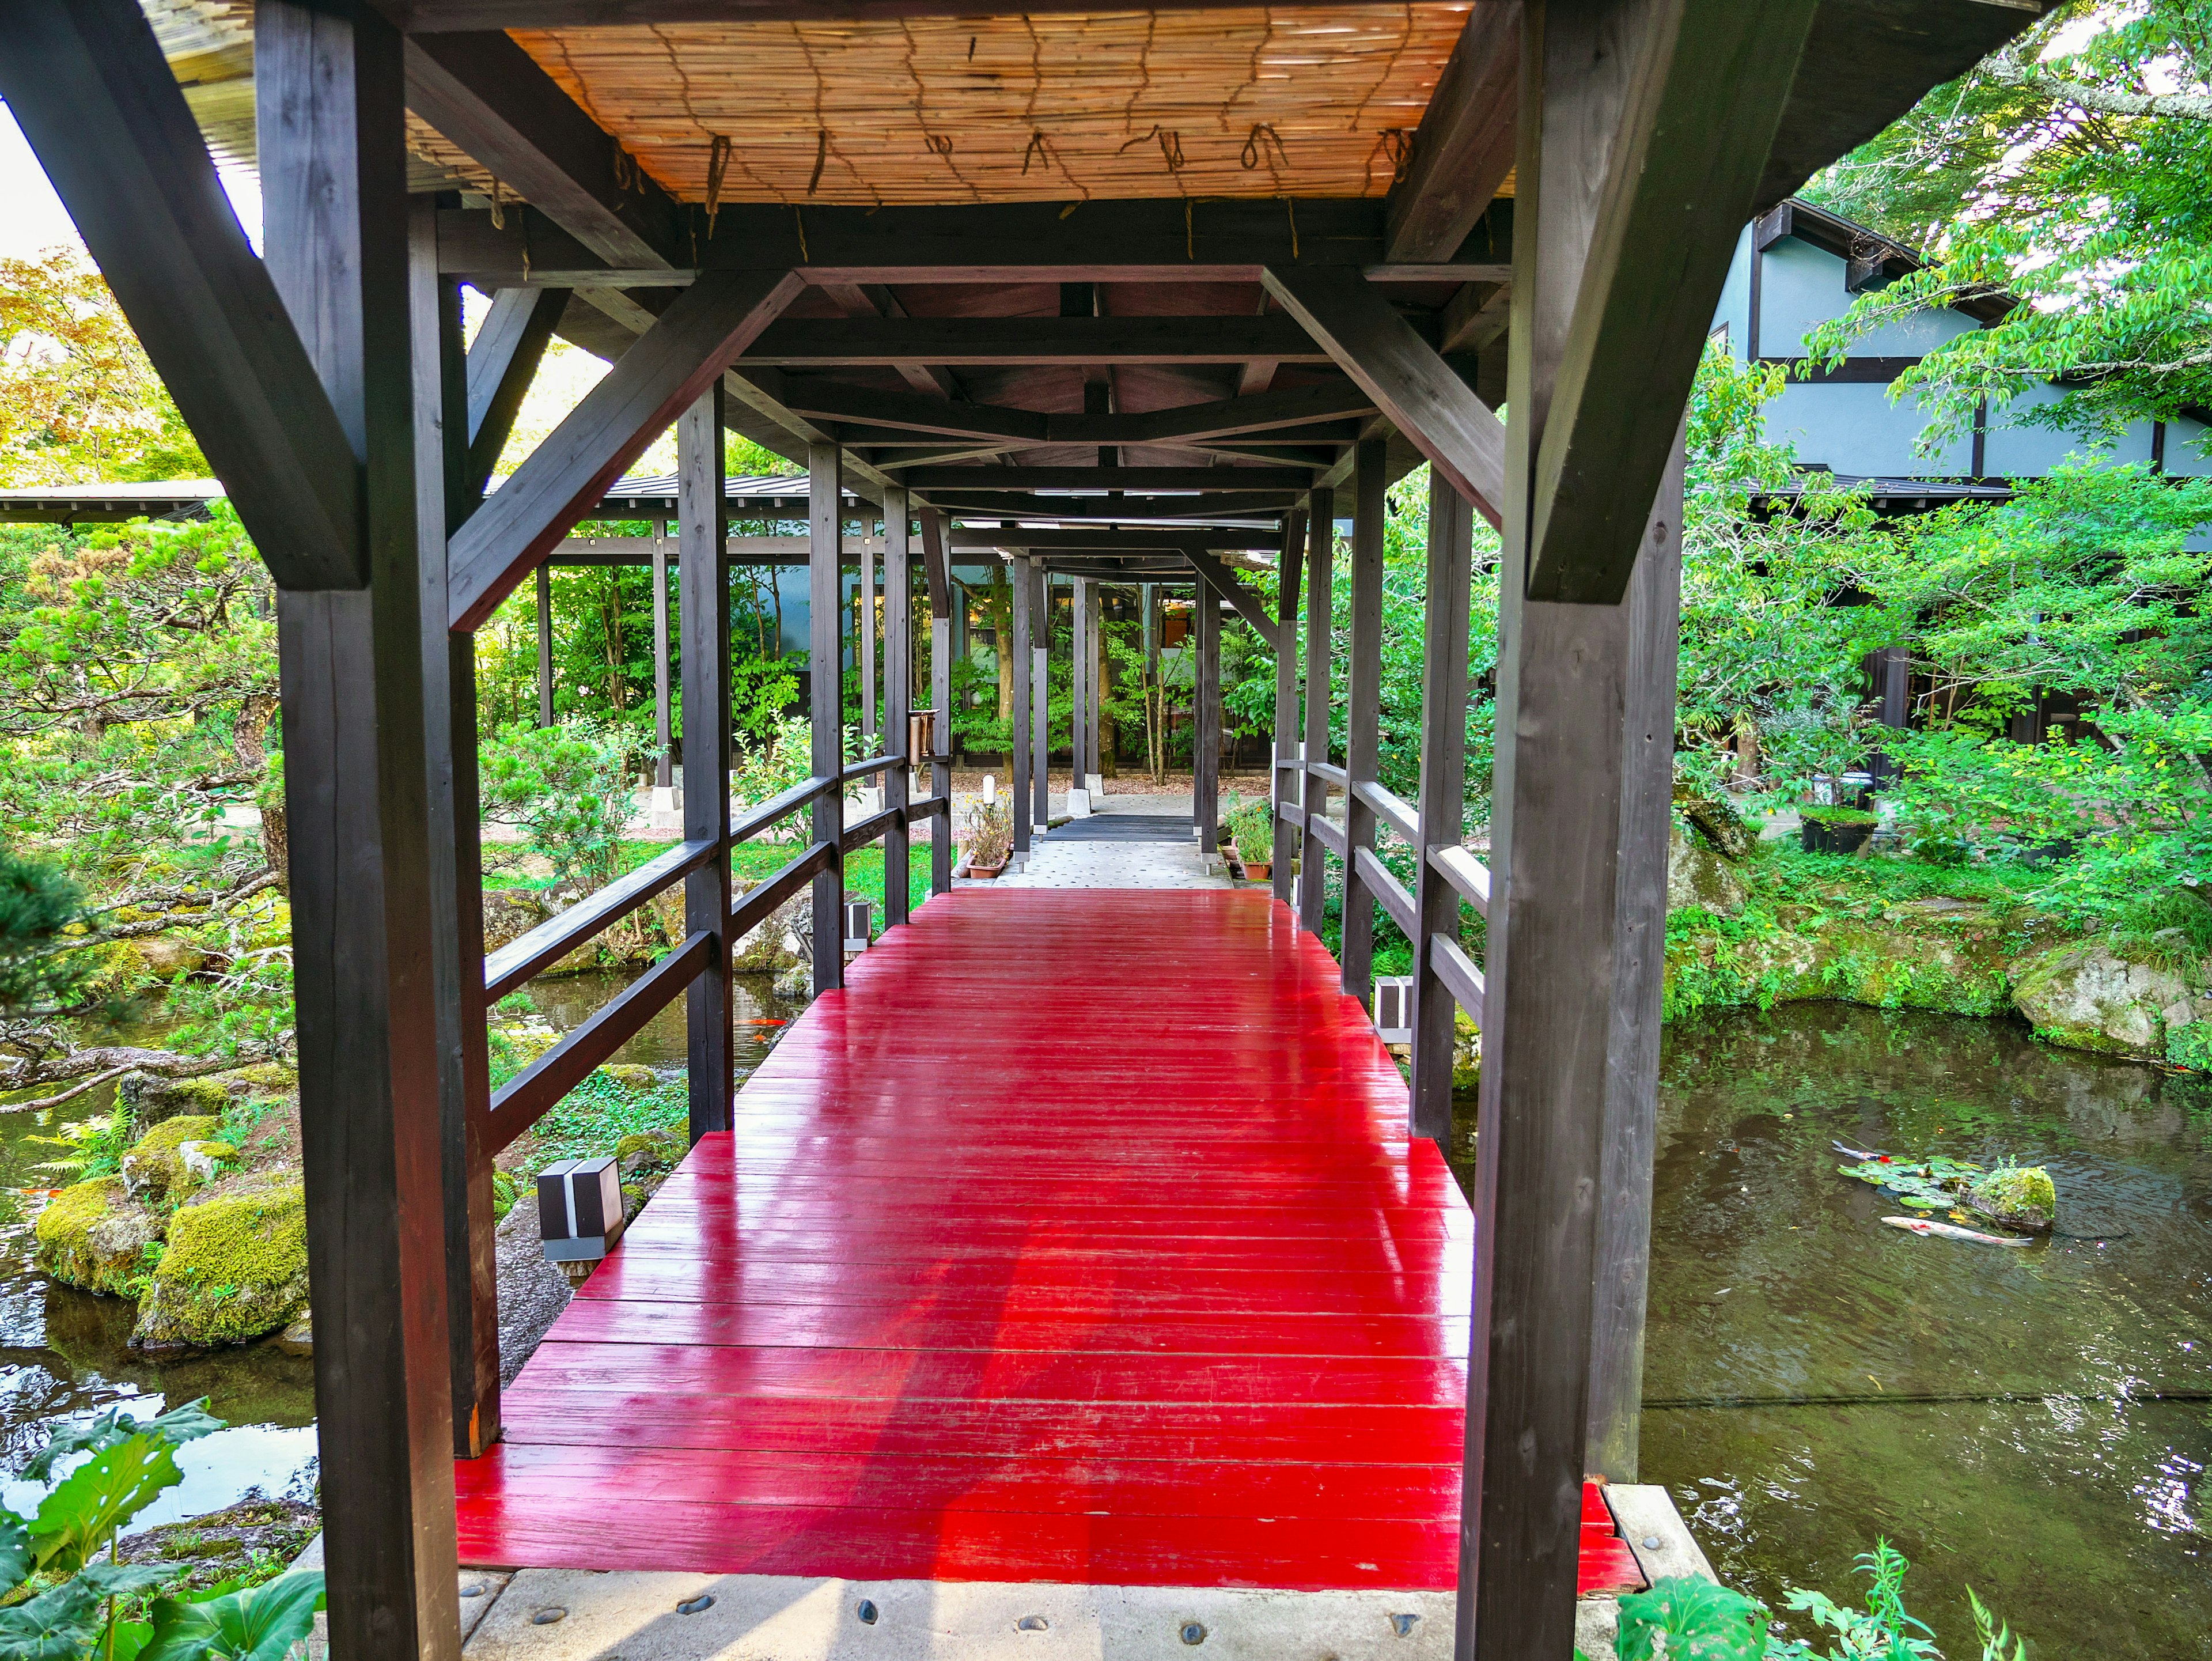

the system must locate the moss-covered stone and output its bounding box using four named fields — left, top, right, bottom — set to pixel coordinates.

left=120, top=1115, right=224, bottom=1202
left=131, top=1182, right=309, bottom=1352
left=615, top=1127, right=684, bottom=1176
left=34, top=1179, right=164, bottom=1299
left=1969, top=1165, right=2057, bottom=1232
left=118, top=1072, right=233, bottom=1130
left=2011, top=944, right=2190, bottom=1059
left=600, top=1064, right=657, bottom=1092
